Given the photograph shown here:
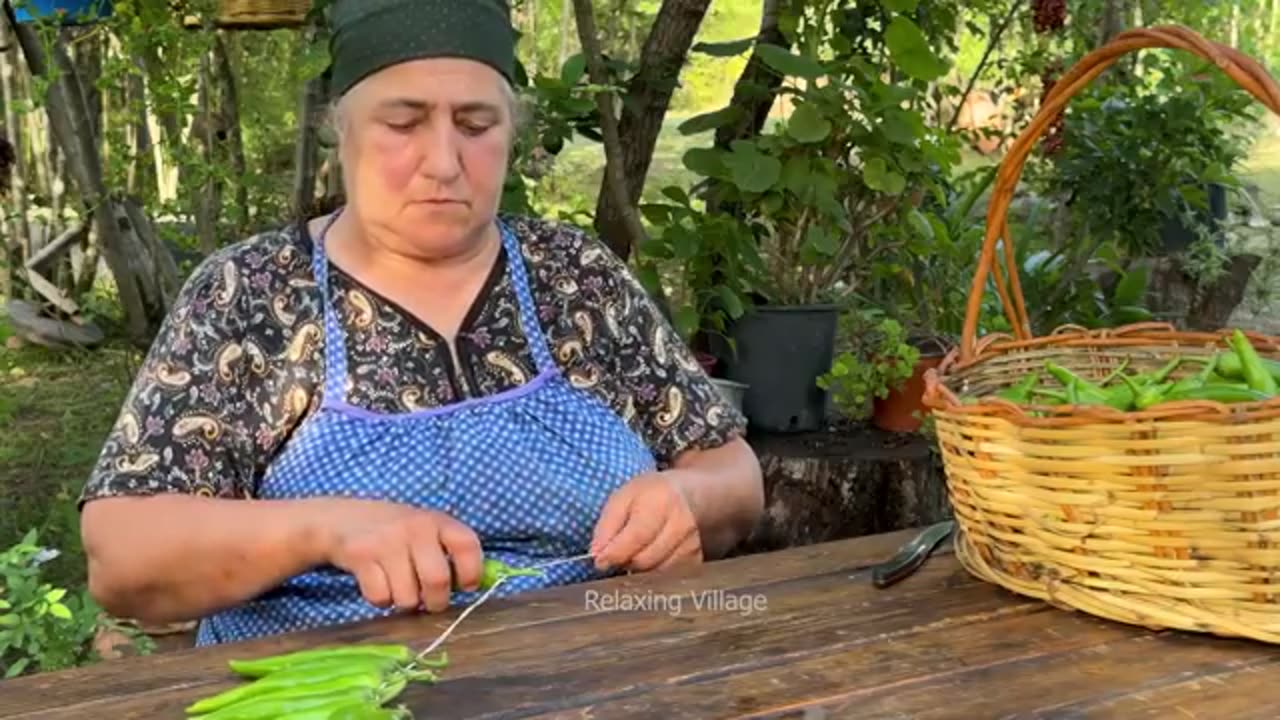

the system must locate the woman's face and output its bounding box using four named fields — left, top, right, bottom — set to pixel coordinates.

left=337, top=57, right=513, bottom=260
